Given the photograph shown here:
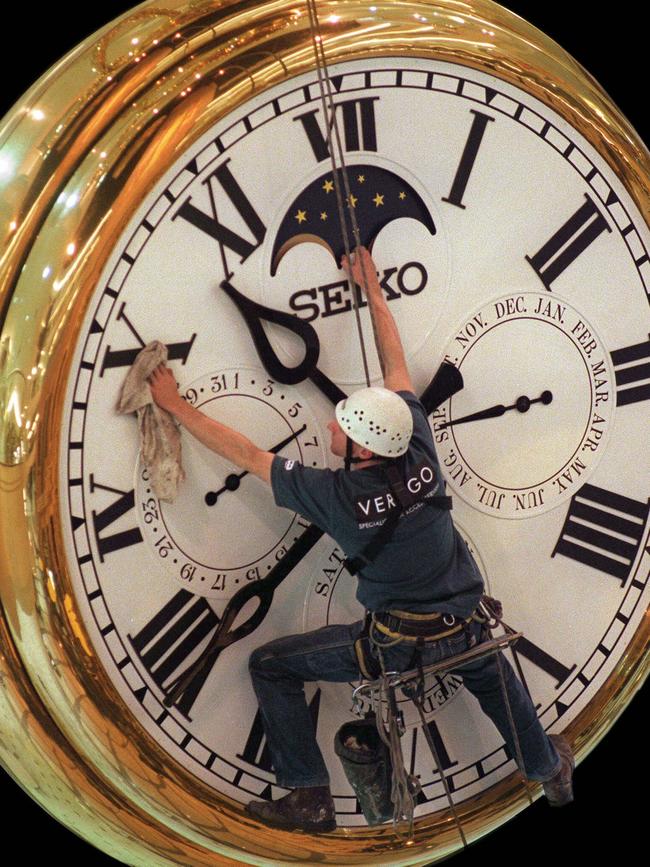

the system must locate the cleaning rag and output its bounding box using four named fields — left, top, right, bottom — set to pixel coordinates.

left=117, top=340, right=184, bottom=502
